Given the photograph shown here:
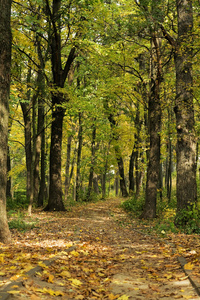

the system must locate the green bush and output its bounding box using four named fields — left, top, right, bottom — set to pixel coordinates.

left=121, top=194, right=145, bottom=216
left=7, top=190, right=28, bottom=211
left=175, top=205, right=200, bottom=234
